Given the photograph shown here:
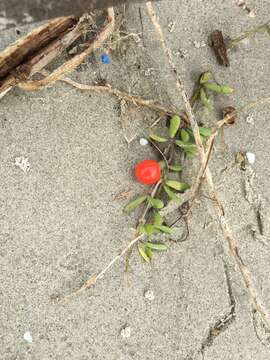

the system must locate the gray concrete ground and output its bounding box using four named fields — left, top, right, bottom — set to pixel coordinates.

left=1, top=0, right=270, bottom=359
